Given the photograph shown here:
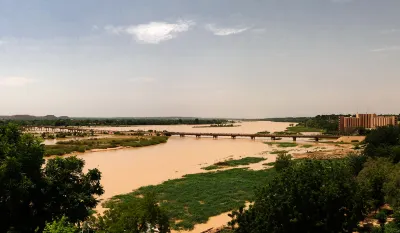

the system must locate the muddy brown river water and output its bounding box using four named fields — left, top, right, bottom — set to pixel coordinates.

left=75, top=121, right=293, bottom=200
left=52, top=121, right=327, bottom=232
